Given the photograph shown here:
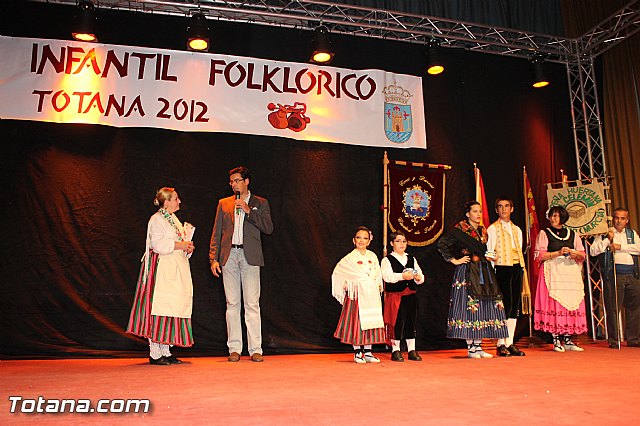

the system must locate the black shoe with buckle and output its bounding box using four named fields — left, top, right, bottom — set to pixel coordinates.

left=507, top=345, right=525, bottom=356
left=165, top=355, right=183, bottom=364
left=407, top=350, right=422, bottom=361
left=496, top=345, right=511, bottom=357
left=149, top=356, right=171, bottom=365
left=391, top=350, right=404, bottom=362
